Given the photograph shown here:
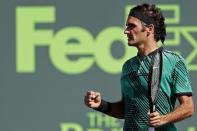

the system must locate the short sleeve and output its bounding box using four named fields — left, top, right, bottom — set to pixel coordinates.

left=172, top=58, right=192, bottom=96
